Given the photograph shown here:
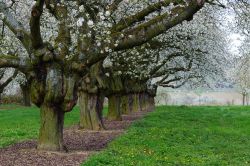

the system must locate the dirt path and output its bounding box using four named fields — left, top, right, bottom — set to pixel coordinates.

left=0, top=111, right=148, bottom=166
